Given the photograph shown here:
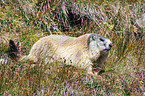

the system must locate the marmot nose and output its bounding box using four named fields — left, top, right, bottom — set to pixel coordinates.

left=109, top=43, right=112, bottom=48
